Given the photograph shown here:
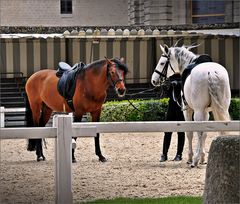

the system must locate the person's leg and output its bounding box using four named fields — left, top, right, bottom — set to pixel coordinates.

left=173, top=132, right=185, bottom=161
left=160, top=97, right=175, bottom=162
left=160, top=132, right=172, bottom=162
